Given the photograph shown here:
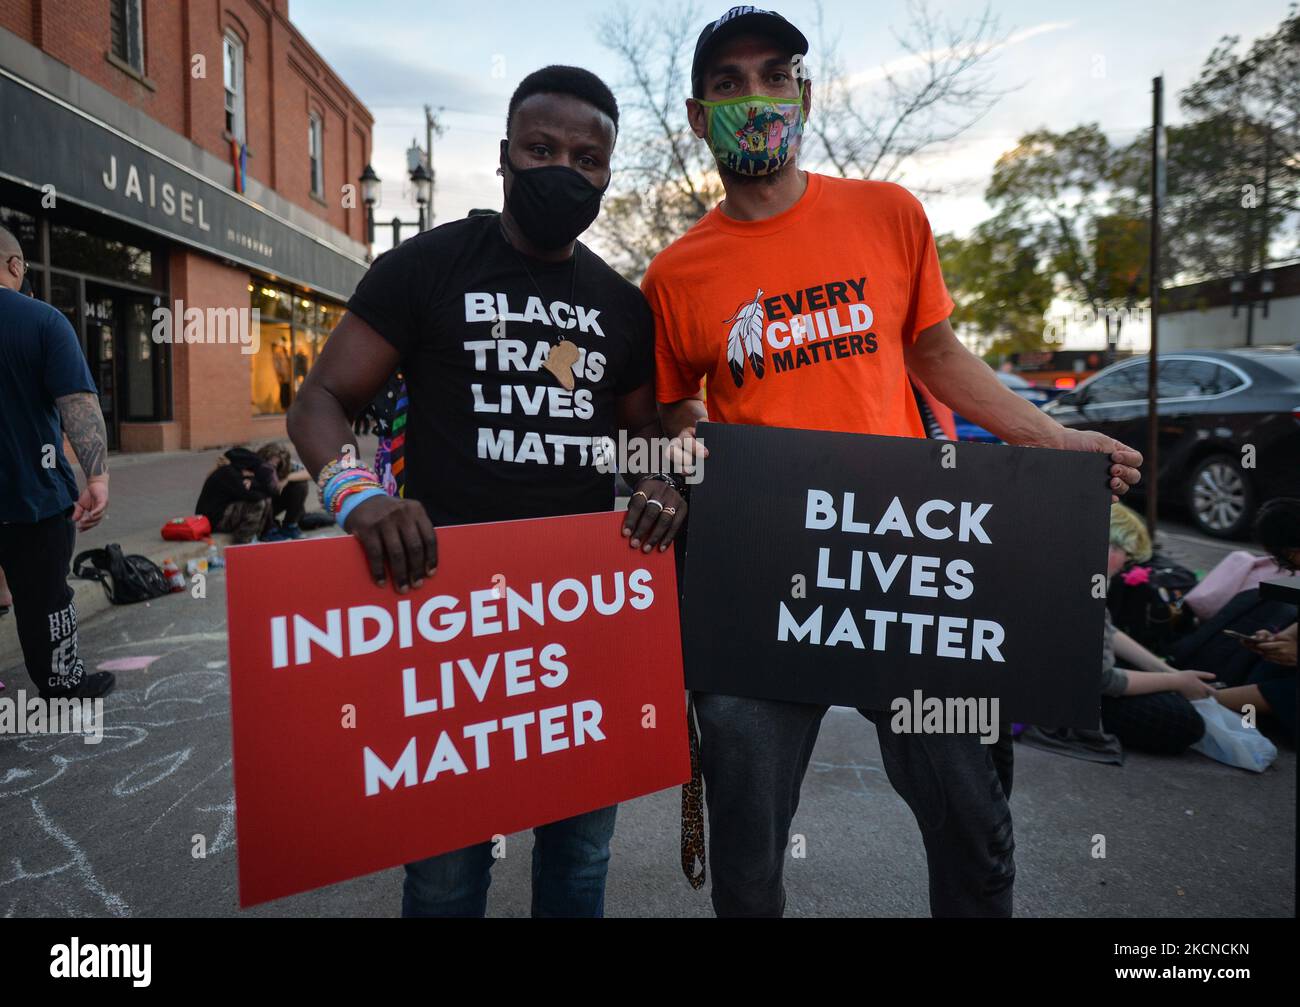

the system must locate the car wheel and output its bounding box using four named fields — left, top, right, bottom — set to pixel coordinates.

left=1186, top=454, right=1256, bottom=539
